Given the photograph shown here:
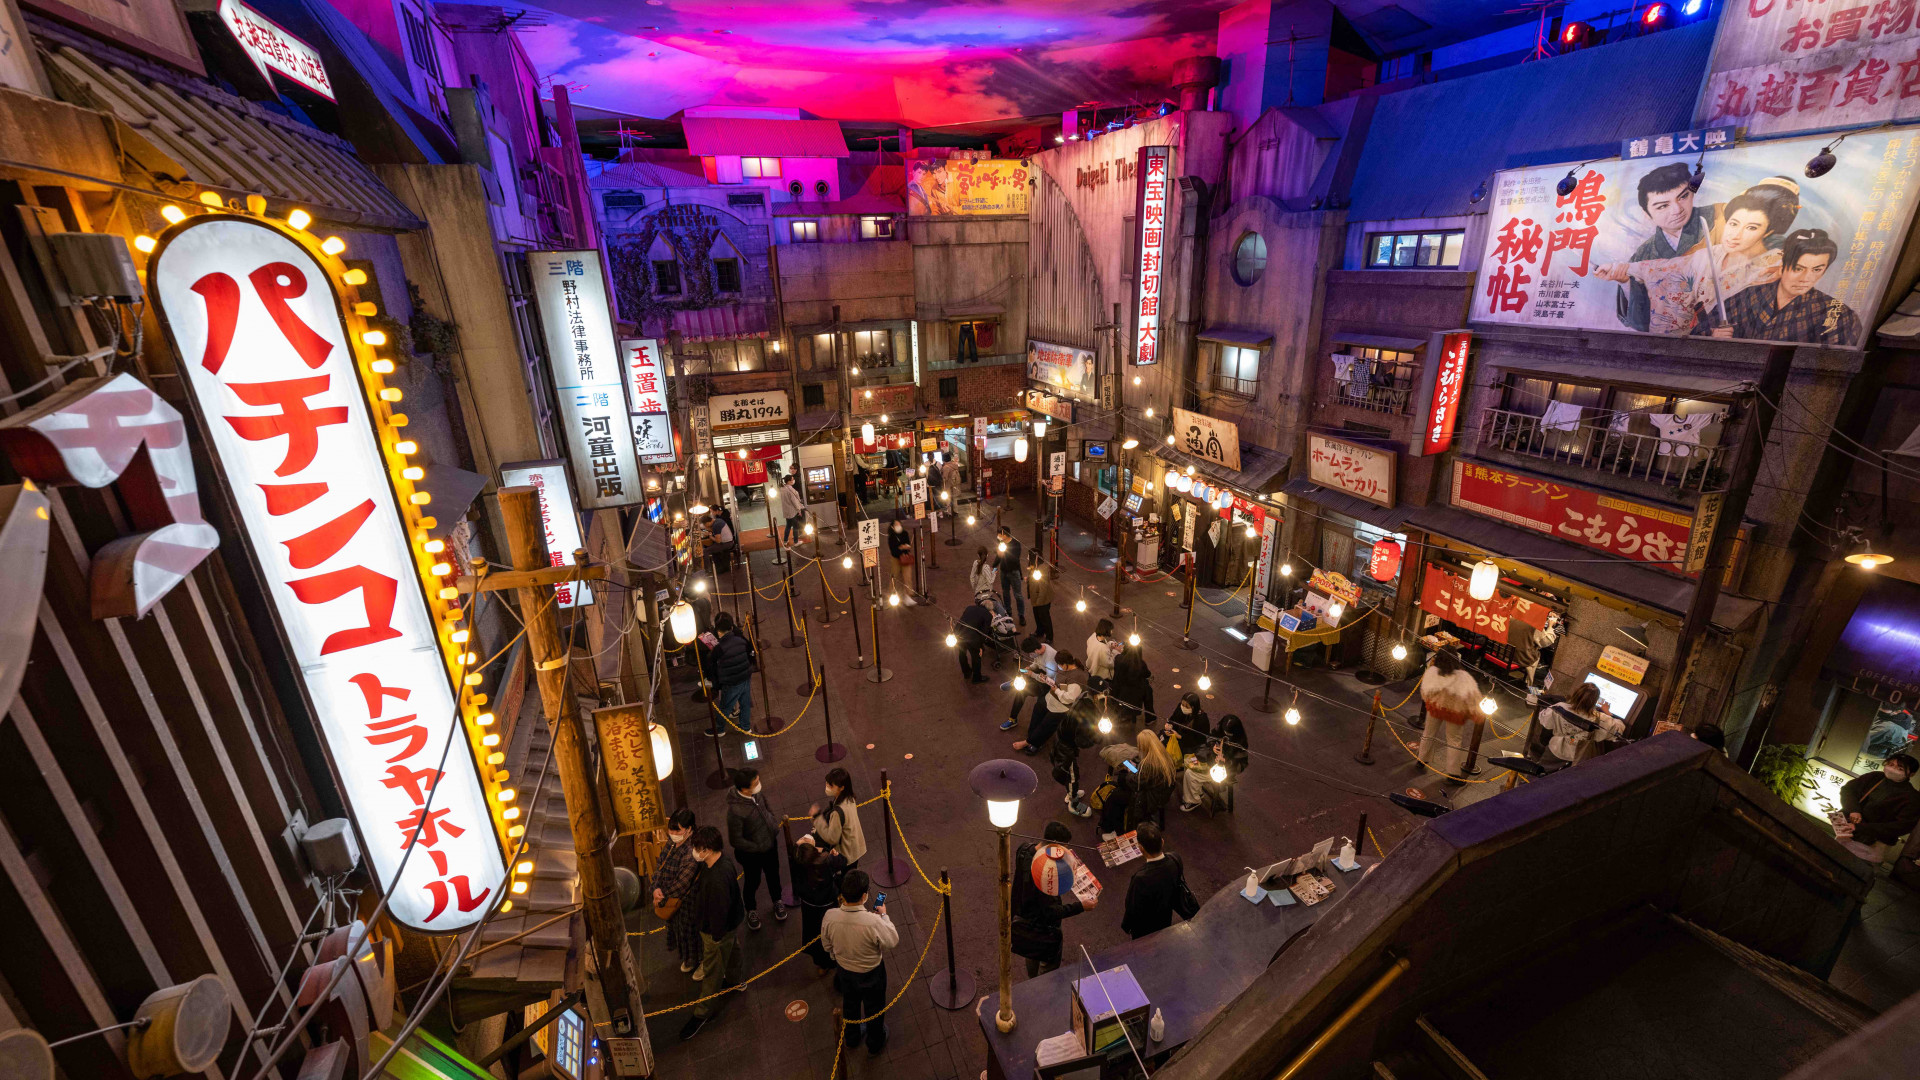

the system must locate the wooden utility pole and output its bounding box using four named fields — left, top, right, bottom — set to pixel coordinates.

left=497, top=486, right=648, bottom=1039
left=1661, top=344, right=1795, bottom=730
